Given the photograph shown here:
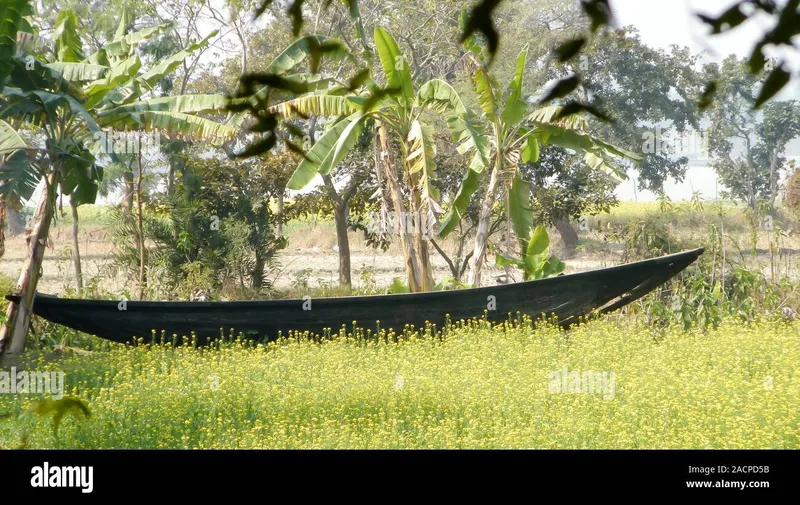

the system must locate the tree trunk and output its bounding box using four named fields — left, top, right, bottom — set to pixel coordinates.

left=504, top=182, right=513, bottom=281
left=467, top=160, right=501, bottom=287
left=276, top=192, right=284, bottom=238
left=123, top=165, right=134, bottom=214
left=407, top=168, right=435, bottom=291
left=70, top=198, right=83, bottom=292
left=252, top=254, right=265, bottom=290
left=167, top=159, right=176, bottom=196
left=136, top=152, right=147, bottom=300
left=6, top=203, right=25, bottom=235
left=375, top=123, right=423, bottom=292
left=554, top=216, right=579, bottom=256
left=0, top=171, right=56, bottom=355
left=769, top=147, right=780, bottom=209
left=5, top=203, right=25, bottom=236
left=333, top=203, right=352, bottom=287
left=0, top=198, right=5, bottom=260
